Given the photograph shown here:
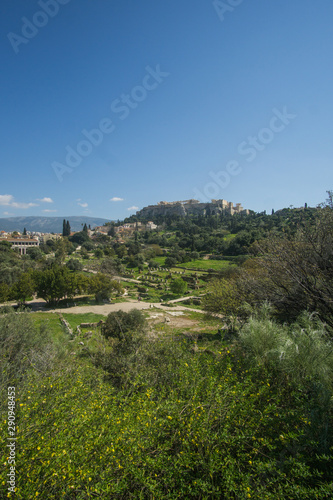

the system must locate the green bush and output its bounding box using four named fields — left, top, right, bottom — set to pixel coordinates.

left=101, top=309, right=147, bottom=340
left=0, top=310, right=60, bottom=390
left=3, top=333, right=333, bottom=499
left=65, top=258, right=83, bottom=271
